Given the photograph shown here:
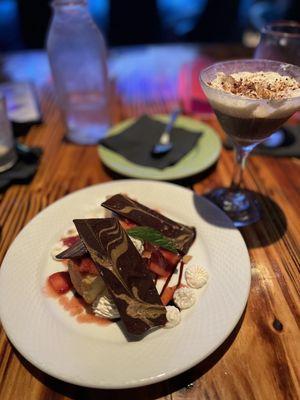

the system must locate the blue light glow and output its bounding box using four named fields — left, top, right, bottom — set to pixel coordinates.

left=157, top=0, right=207, bottom=35
left=0, top=0, right=21, bottom=50
left=88, top=0, right=109, bottom=31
